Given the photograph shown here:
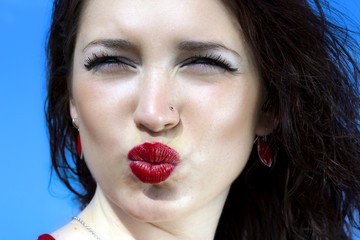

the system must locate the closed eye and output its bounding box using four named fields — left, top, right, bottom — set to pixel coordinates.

left=180, top=54, right=238, bottom=72
left=84, top=53, right=136, bottom=71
